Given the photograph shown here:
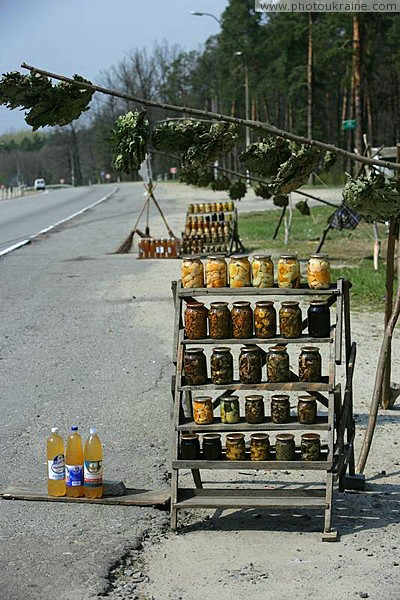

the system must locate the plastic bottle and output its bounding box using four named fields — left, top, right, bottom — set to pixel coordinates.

left=83, top=427, right=103, bottom=498
left=65, top=426, right=84, bottom=497
left=47, top=427, right=66, bottom=497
